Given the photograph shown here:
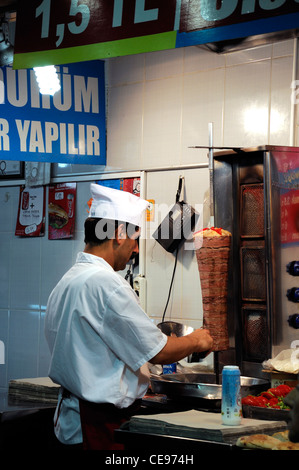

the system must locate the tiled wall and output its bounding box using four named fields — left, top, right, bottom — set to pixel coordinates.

left=0, top=182, right=91, bottom=390
left=0, top=39, right=297, bottom=389
left=106, top=40, right=296, bottom=170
